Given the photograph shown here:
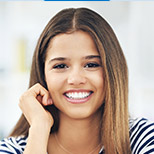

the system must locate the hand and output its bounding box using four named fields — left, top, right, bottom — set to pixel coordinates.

left=19, top=83, right=54, bottom=129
